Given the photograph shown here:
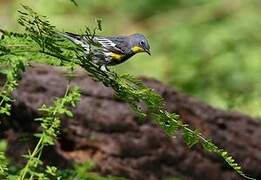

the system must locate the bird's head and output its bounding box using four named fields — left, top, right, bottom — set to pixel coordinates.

left=129, top=34, right=151, bottom=55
